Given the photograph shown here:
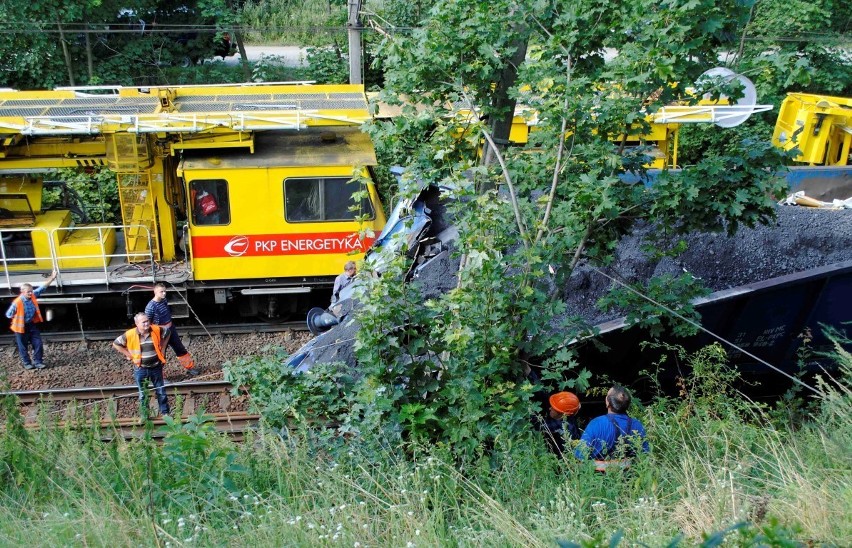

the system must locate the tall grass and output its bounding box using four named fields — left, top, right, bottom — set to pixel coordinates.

left=1, top=348, right=850, bottom=545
